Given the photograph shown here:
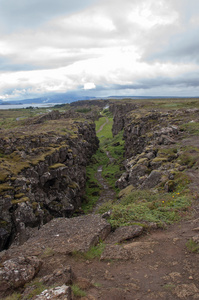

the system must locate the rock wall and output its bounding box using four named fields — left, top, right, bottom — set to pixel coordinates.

left=0, top=112, right=99, bottom=250
left=109, top=102, right=141, bottom=136
left=112, top=106, right=199, bottom=191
